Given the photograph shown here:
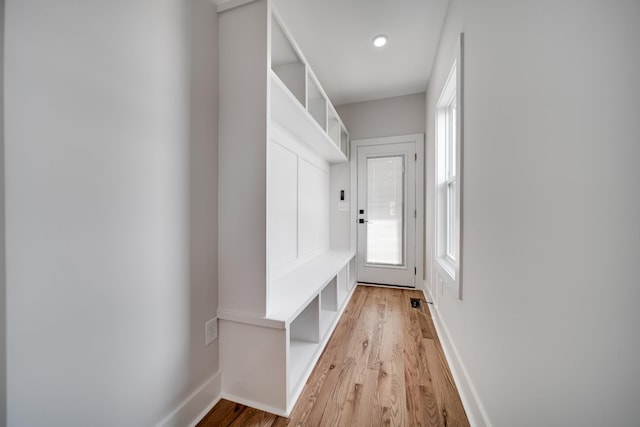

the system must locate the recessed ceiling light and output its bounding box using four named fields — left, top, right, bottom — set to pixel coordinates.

left=373, top=35, right=388, bottom=48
